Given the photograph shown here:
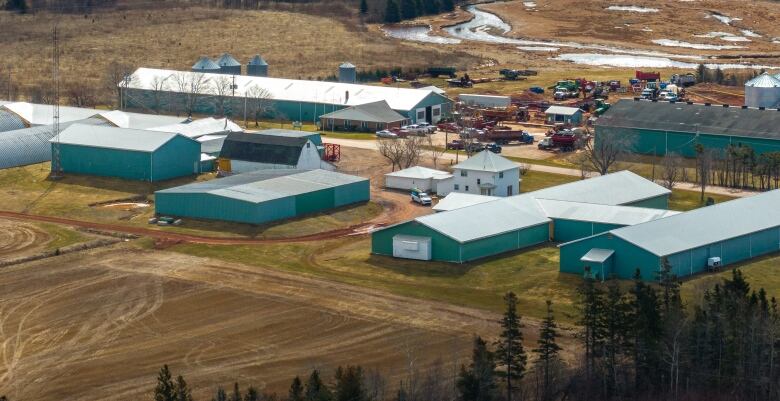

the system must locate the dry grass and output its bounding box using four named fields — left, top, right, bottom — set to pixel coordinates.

left=0, top=7, right=479, bottom=102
